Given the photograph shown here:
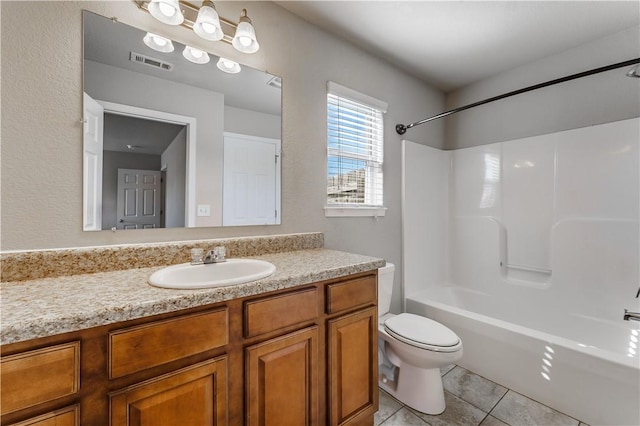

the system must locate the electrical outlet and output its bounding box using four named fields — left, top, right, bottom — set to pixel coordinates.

left=197, top=204, right=211, bottom=217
